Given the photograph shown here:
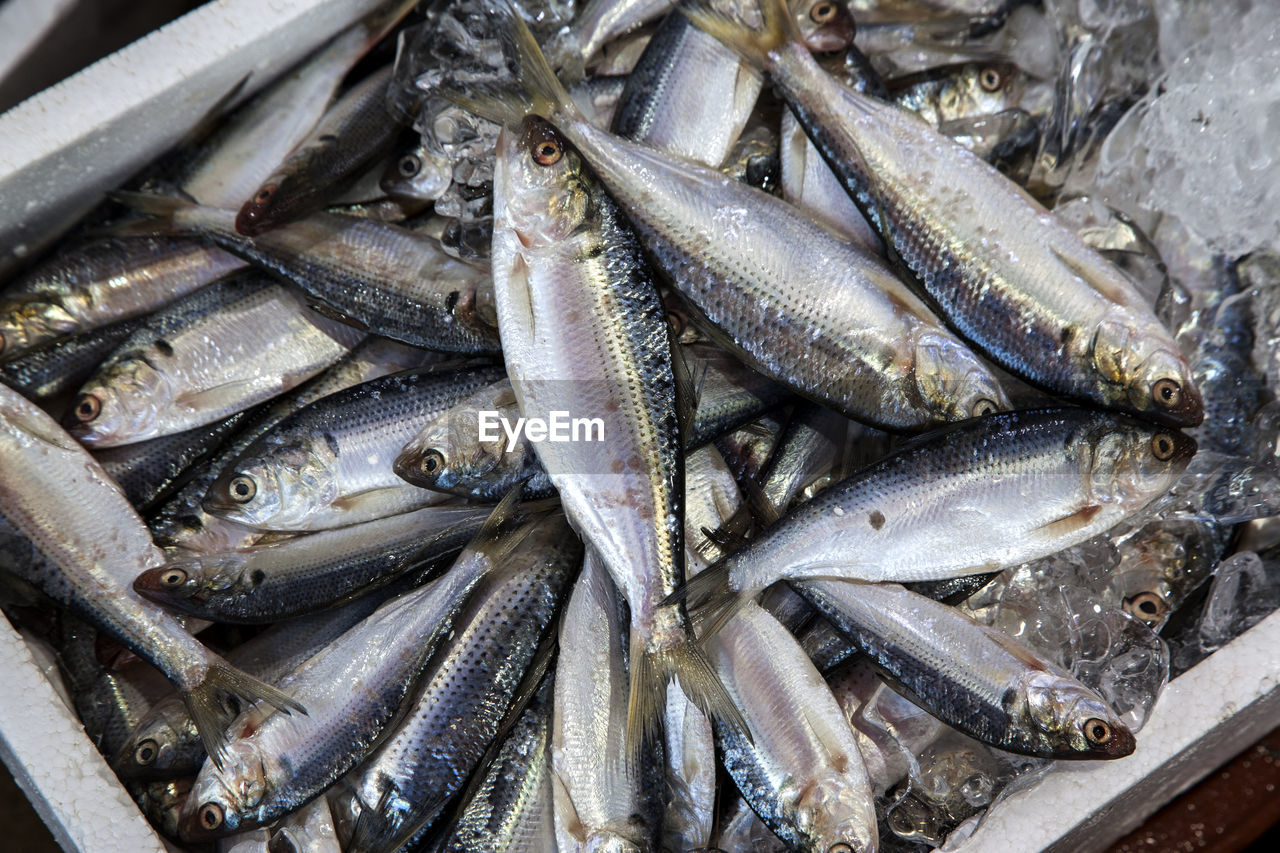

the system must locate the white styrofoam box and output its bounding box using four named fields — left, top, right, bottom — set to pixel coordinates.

left=0, top=0, right=390, bottom=275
